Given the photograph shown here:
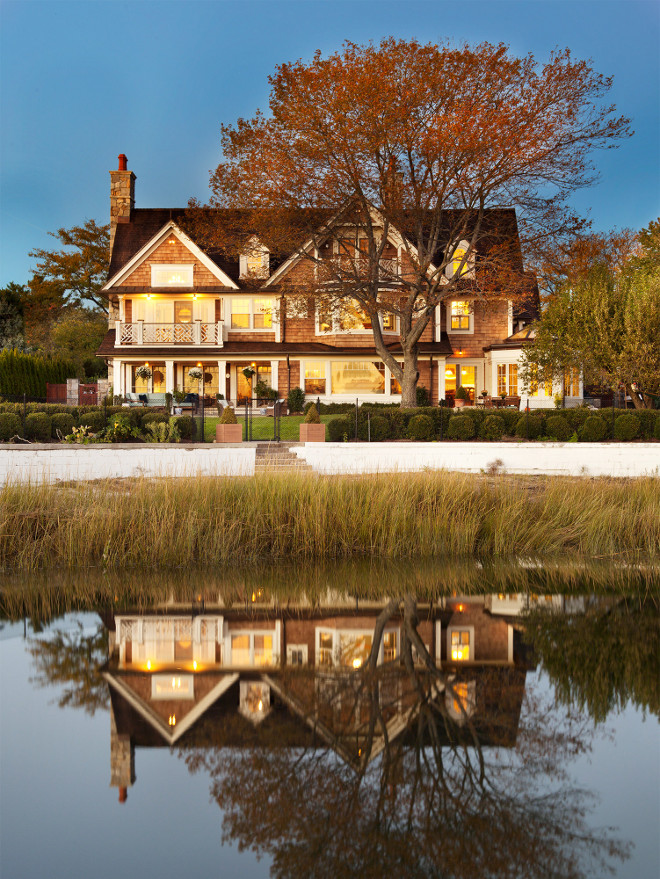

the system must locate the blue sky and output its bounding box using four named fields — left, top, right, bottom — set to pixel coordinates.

left=1, top=0, right=658, bottom=287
